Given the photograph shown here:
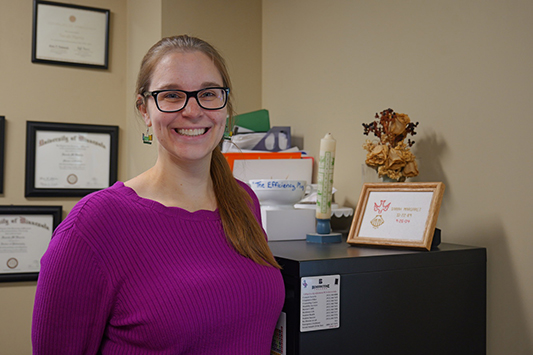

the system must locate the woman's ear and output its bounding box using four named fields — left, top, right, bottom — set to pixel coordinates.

left=136, top=95, right=151, bottom=126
